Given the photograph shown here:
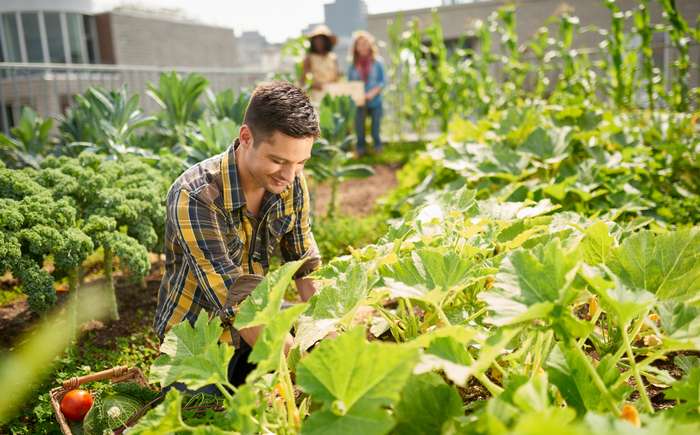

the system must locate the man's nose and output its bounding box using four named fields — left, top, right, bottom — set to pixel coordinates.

left=281, top=165, right=295, bottom=181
